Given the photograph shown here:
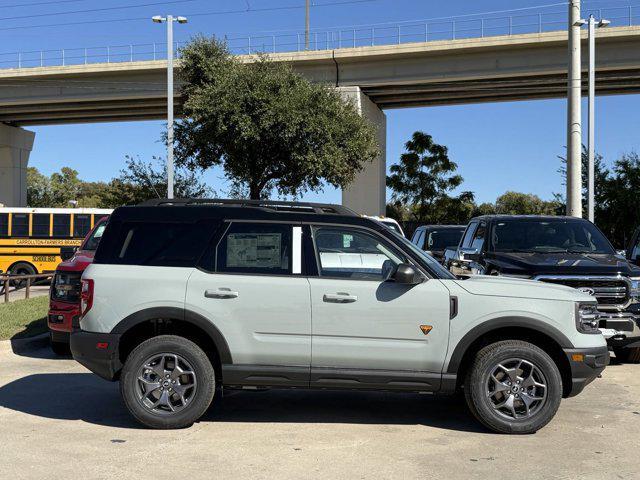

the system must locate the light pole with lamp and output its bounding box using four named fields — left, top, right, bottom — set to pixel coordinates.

left=152, top=14, right=188, bottom=200
left=587, top=14, right=610, bottom=223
